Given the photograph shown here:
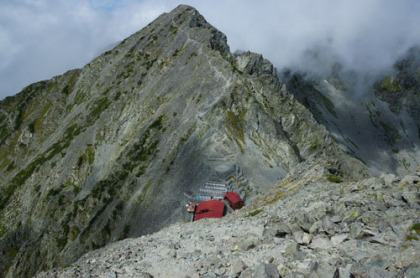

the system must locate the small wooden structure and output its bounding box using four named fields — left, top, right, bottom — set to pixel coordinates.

left=224, top=192, right=244, bottom=210
left=193, top=200, right=226, bottom=221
